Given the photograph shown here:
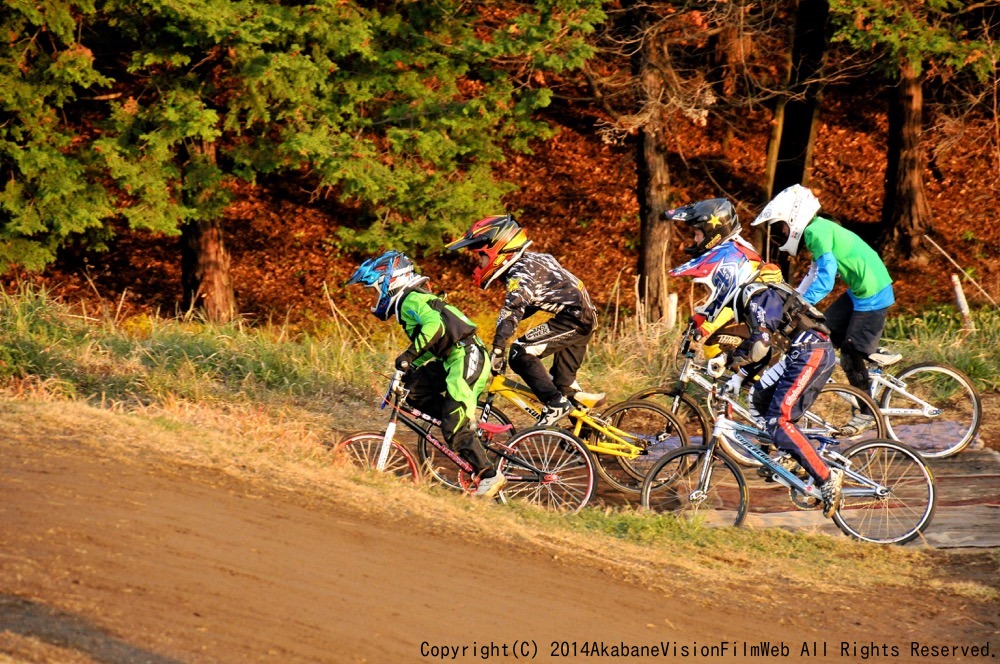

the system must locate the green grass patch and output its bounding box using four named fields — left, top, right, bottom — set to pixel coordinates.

left=883, top=306, right=1000, bottom=391
left=4, top=286, right=994, bottom=417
